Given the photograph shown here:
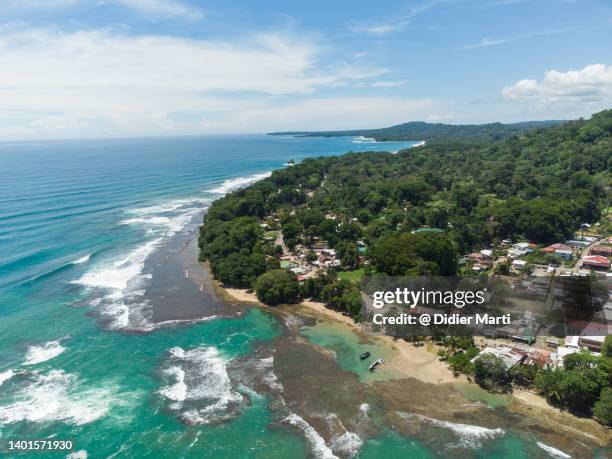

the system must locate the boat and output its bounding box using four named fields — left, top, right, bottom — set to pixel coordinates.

left=368, top=358, right=384, bottom=372
left=360, top=351, right=371, bottom=360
